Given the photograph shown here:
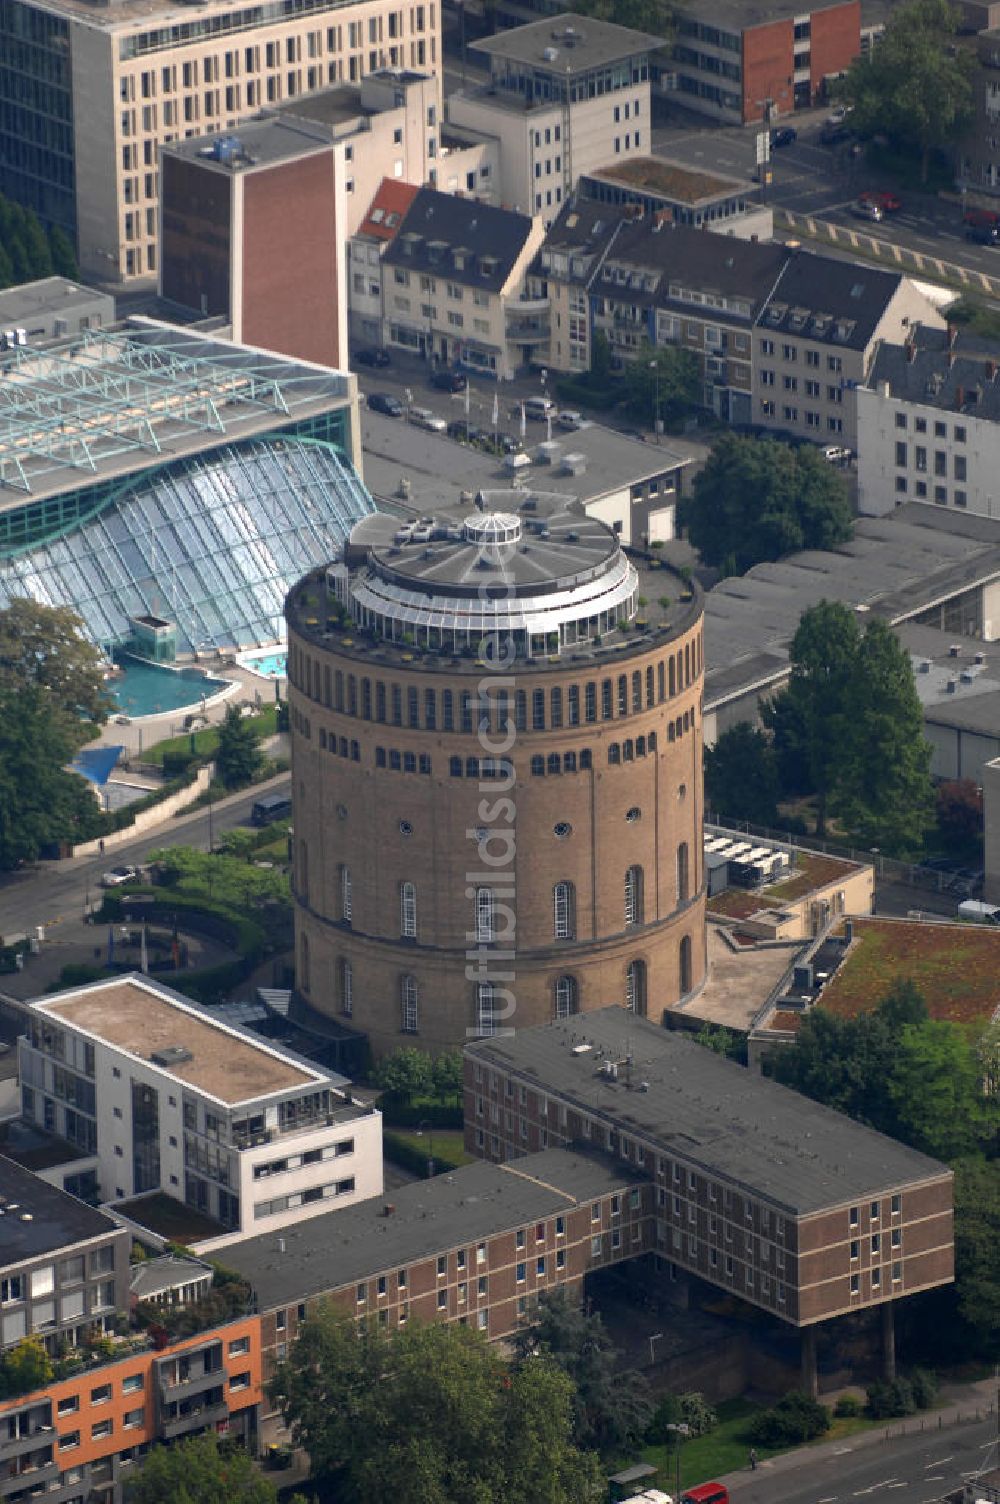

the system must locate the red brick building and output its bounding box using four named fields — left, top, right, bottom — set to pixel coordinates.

left=671, top=0, right=861, bottom=124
